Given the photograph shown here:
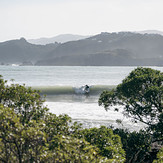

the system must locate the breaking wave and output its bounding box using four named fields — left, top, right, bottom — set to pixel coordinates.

left=32, top=85, right=115, bottom=96
left=31, top=85, right=116, bottom=103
